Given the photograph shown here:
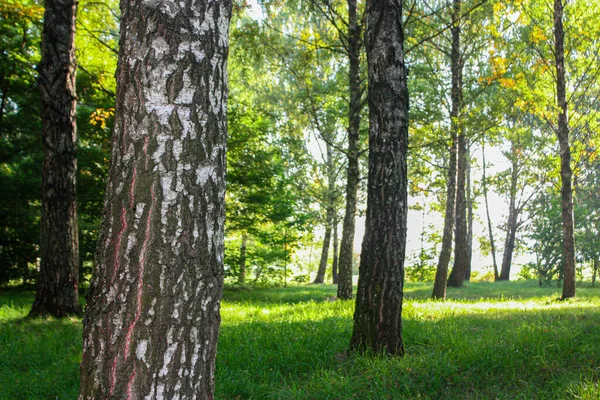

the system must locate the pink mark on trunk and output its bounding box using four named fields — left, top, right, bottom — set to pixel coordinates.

left=126, top=365, right=137, bottom=400
left=143, top=136, right=150, bottom=169
left=109, top=355, right=118, bottom=396
left=129, top=166, right=137, bottom=209
left=111, top=206, right=128, bottom=283
left=124, top=182, right=156, bottom=360
left=121, top=121, right=127, bottom=155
